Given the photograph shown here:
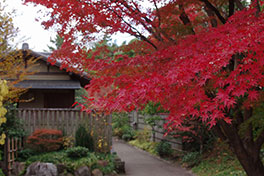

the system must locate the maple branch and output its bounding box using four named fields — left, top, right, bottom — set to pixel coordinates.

left=200, top=0, right=226, bottom=24
left=213, top=124, right=227, bottom=141
left=204, top=6, right=218, bottom=27
left=234, top=0, right=245, bottom=10
left=179, top=4, right=195, bottom=34
left=152, top=0, right=163, bottom=41
left=153, top=0, right=161, bottom=29
left=228, top=0, right=235, bottom=17
left=113, top=0, right=163, bottom=43
left=103, top=3, right=158, bottom=50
